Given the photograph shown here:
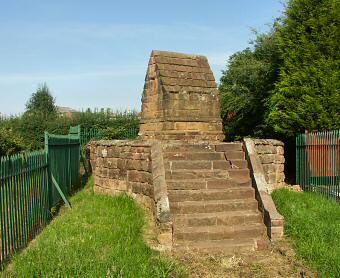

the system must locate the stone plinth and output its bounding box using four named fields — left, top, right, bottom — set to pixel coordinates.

left=139, top=50, right=224, bottom=142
